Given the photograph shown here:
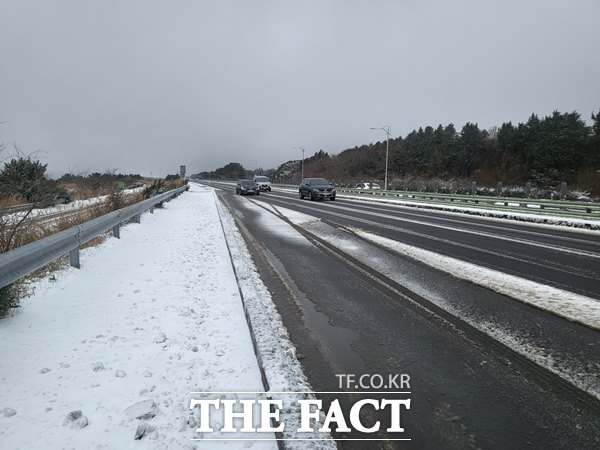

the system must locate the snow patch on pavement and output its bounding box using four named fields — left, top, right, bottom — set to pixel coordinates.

left=351, top=229, right=600, bottom=330
left=475, top=320, right=600, bottom=399
left=239, top=199, right=320, bottom=244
